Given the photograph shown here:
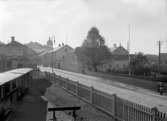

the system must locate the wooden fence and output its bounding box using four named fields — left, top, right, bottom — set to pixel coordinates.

left=46, top=72, right=167, bottom=121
